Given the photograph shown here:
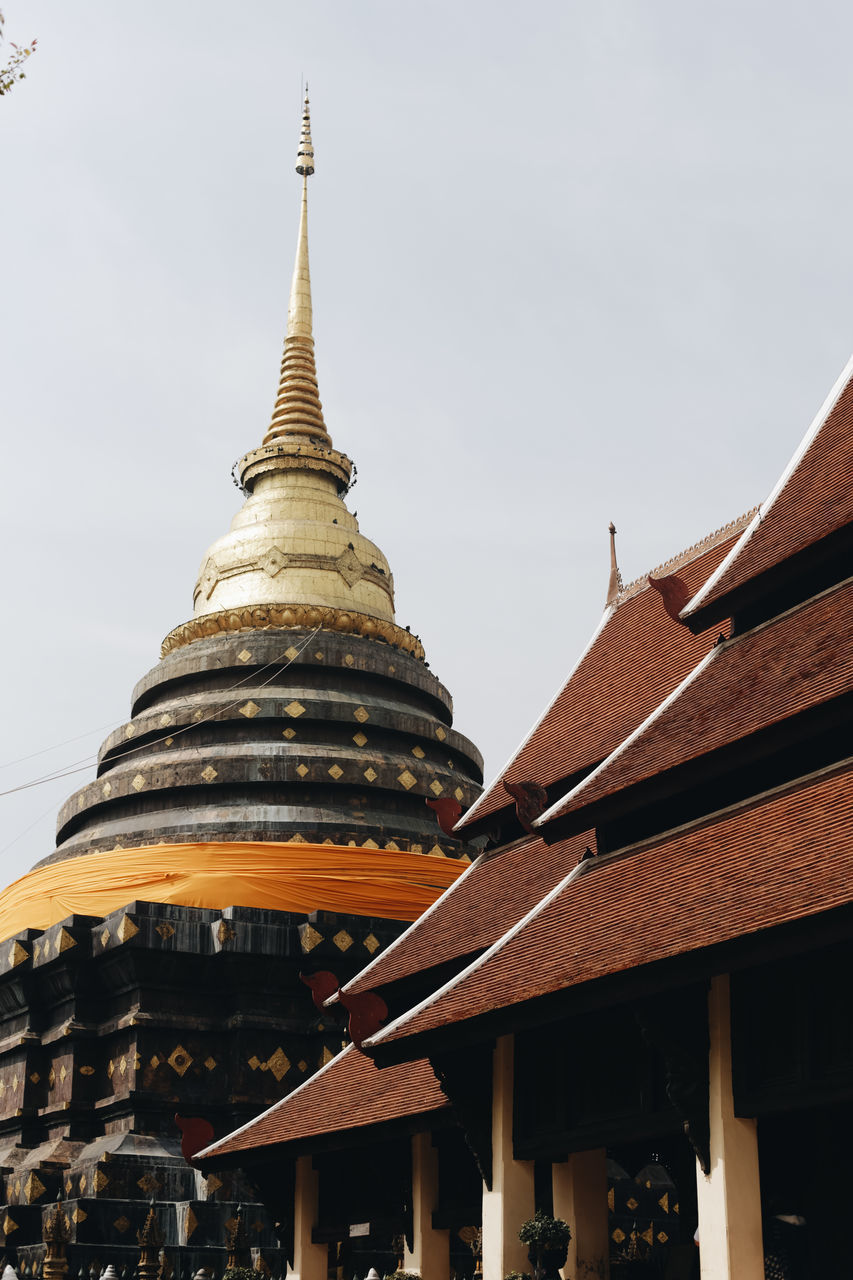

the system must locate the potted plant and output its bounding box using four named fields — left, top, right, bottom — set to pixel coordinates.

left=518, top=1210, right=571, bottom=1280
